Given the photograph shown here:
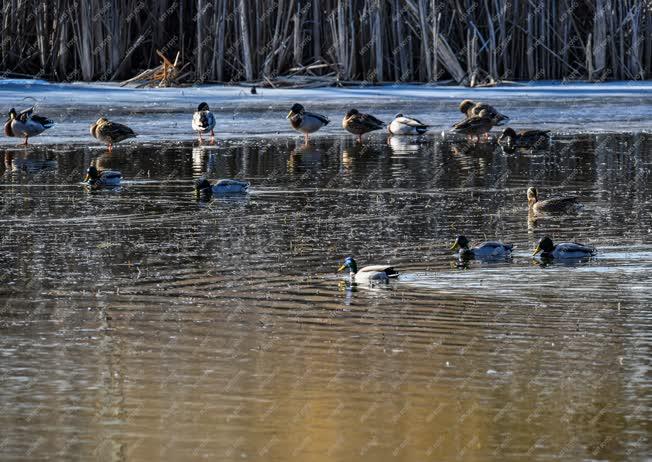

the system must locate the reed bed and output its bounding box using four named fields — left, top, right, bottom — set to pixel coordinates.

left=1, top=0, right=649, bottom=85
